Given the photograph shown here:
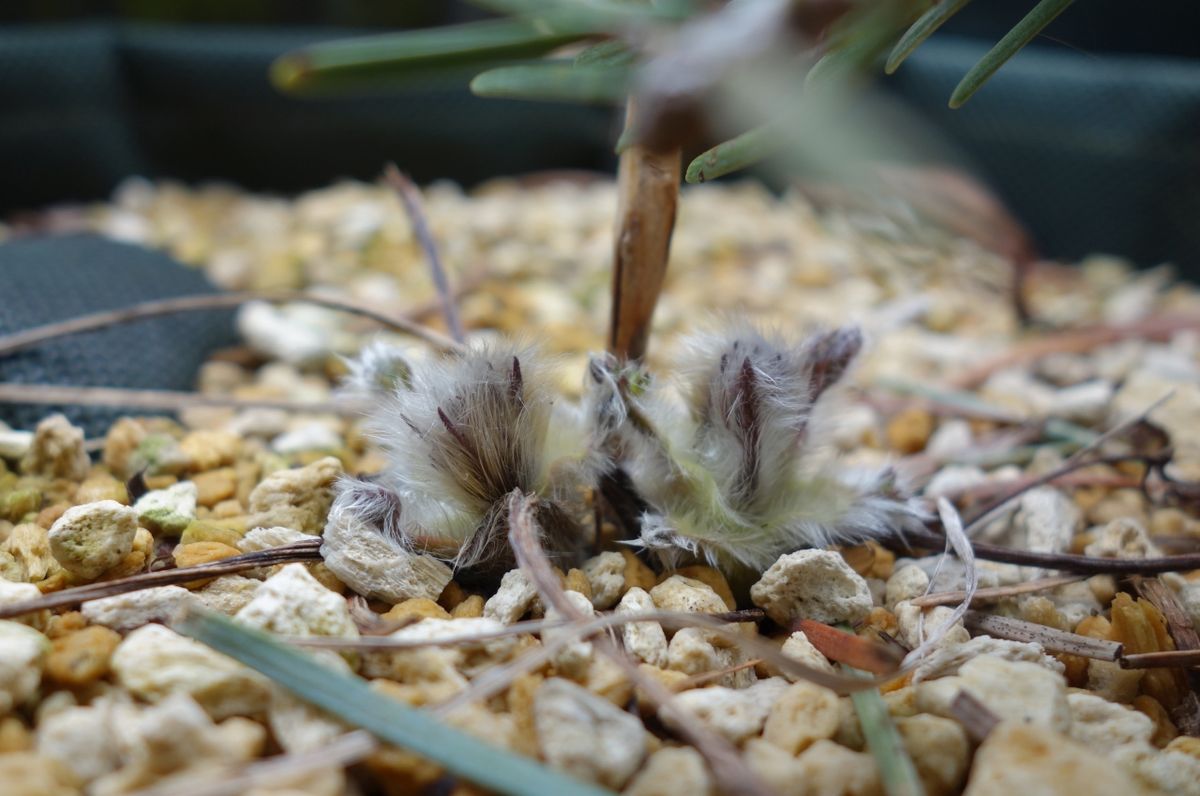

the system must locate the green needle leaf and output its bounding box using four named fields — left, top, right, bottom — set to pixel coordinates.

left=174, top=609, right=610, bottom=796
left=574, top=38, right=634, bottom=68
left=886, top=0, right=973, bottom=74
left=471, top=62, right=631, bottom=104
left=271, top=18, right=589, bottom=94
left=949, top=0, right=1076, bottom=108
left=685, top=123, right=782, bottom=183
left=837, top=625, right=926, bottom=796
